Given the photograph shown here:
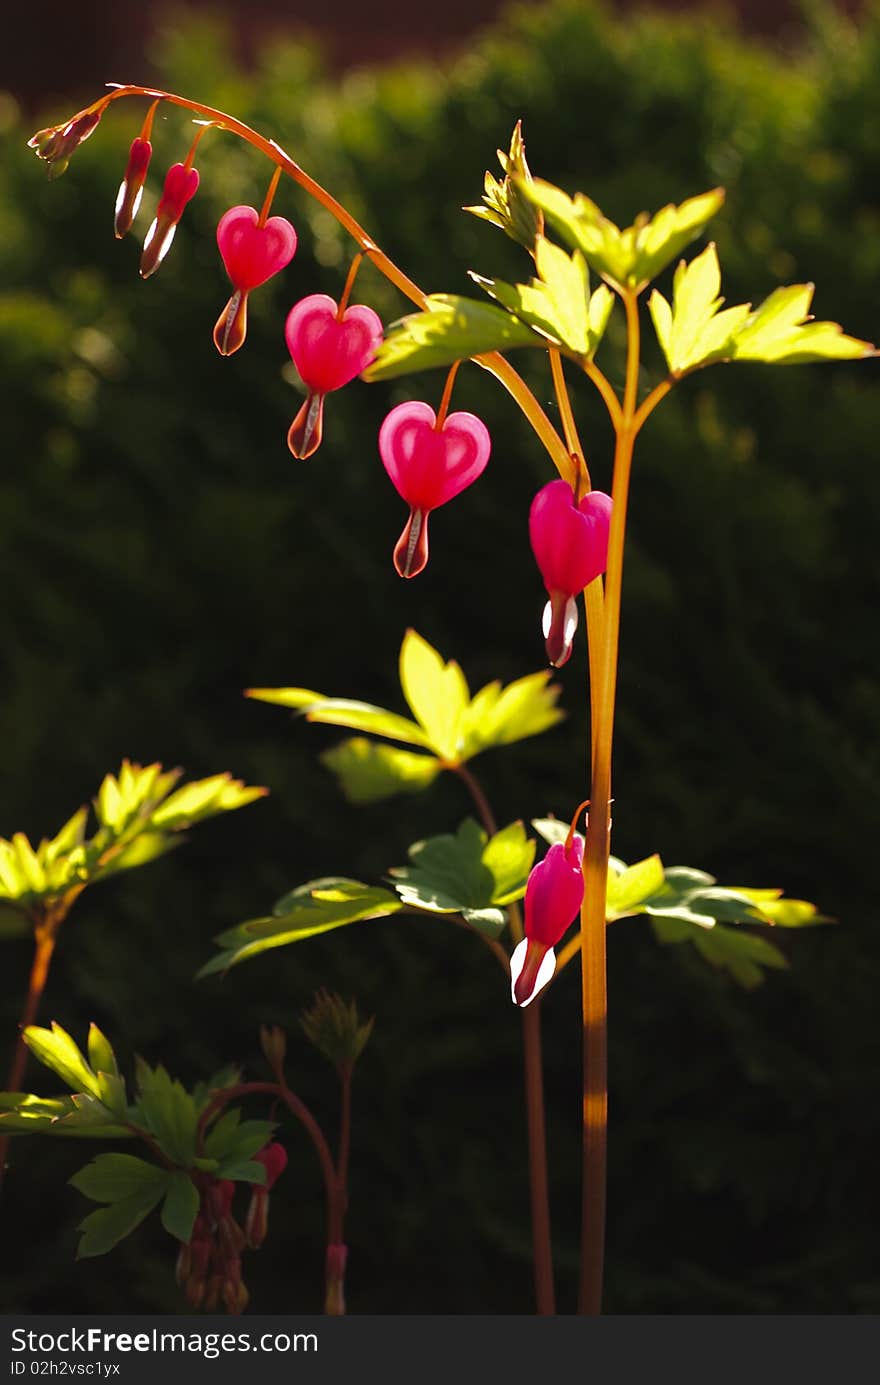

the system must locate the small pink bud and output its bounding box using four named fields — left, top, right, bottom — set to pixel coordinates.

left=379, top=401, right=491, bottom=578
left=511, top=835, right=585, bottom=1007
left=253, top=1141, right=288, bottom=1189
left=529, top=480, right=612, bottom=667
left=285, top=294, right=383, bottom=459
left=114, top=136, right=152, bottom=239
left=140, top=161, right=200, bottom=279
